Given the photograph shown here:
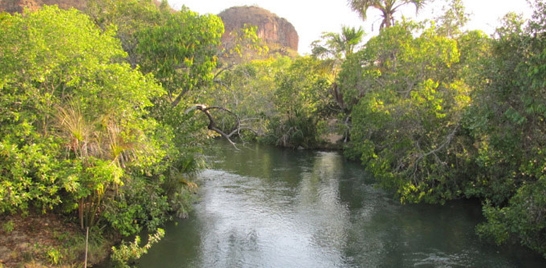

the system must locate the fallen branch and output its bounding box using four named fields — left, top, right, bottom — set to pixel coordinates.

left=185, top=104, right=241, bottom=148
